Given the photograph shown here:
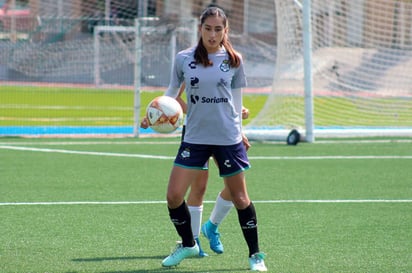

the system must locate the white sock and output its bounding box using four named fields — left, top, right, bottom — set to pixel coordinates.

left=209, top=193, right=234, bottom=225
left=188, top=205, right=203, bottom=238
